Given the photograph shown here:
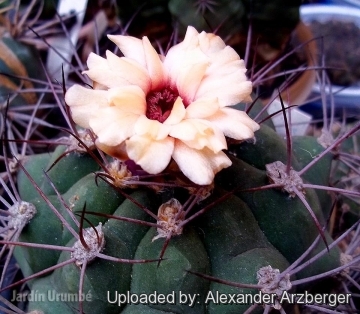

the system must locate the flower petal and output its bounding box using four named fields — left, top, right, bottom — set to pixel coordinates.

left=163, top=26, right=252, bottom=107
left=134, top=115, right=171, bottom=140
left=126, top=135, right=174, bottom=174
left=83, top=52, right=151, bottom=92
left=108, top=34, right=166, bottom=91
left=198, top=31, right=226, bottom=54
left=163, top=27, right=208, bottom=88
left=68, top=27, right=256, bottom=186
left=89, top=107, right=139, bottom=146
left=95, top=141, right=128, bottom=160
left=204, top=46, right=242, bottom=70
left=207, top=108, right=260, bottom=140
left=176, top=62, right=208, bottom=104
left=163, top=97, right=186, bottom=125
left=107, top=34, right=146, bottom=68
left=107, top=85, right=146, bottom=115
left=183, top=26, right=201, bottom=46
left=170, top=119, right=227, bottom=153
left=65, top=85, right=108, bottom=128
left=195, top=71, right=252, bottom=107
left=107, top=51, right=151, bottom=91
left=142, top=36, right=166, bottom=90
left=172, top=140, right=232, bottom=185
left=86, top=52, right=107, bottom=69
left=185, top=97, right=219, bottom=119
left=166, top=26, right=202, bottom=65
